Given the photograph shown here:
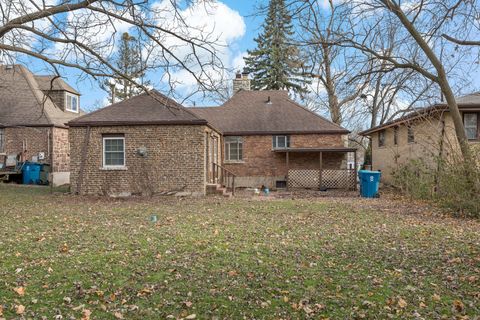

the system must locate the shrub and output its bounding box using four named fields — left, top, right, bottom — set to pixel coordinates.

left=392, top=156, right=480, bottom=218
